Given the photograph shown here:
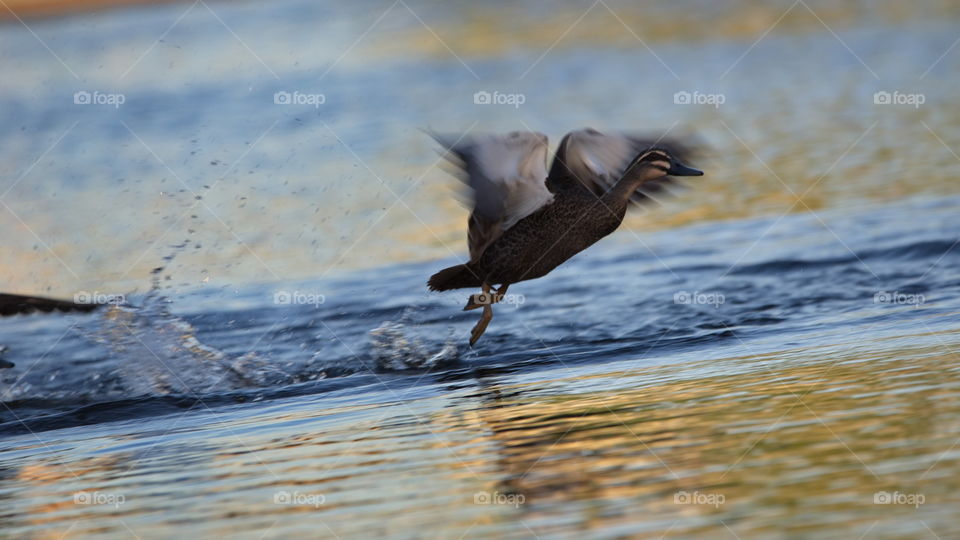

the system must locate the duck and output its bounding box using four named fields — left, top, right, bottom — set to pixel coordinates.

left=0, top=293, right=102, bottom=368
left=427, top=128, right=703, bottom=345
